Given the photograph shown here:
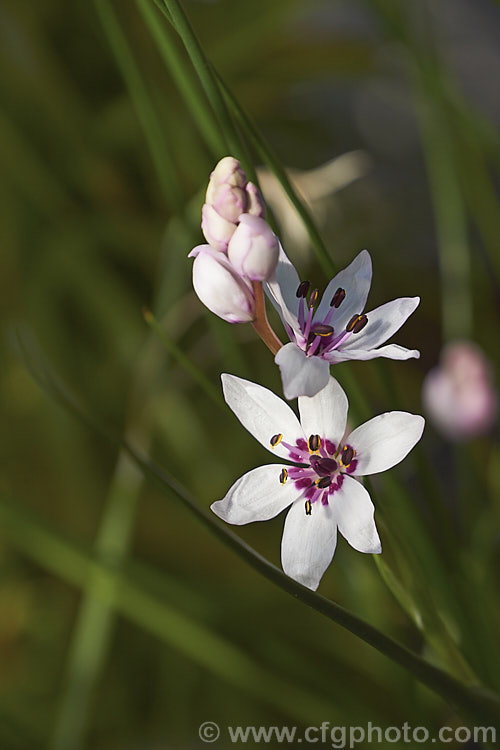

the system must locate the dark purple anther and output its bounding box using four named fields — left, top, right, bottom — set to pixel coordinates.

left=346, top=314, right=368, bottom=334
left=310, top=456, right=338, bottom=476
left=309, top=289, right=319, bottom=308
left=330, top=287, right=346, bottom=308
left=296, top=280, right=310, bottom=298
left=310, top=323, right=334, bottom=337
left=308, top=434, right=321, bottom=452
left=316, top=476, right=332, bottom=489
left=341, top=445, right=355, bottom=466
